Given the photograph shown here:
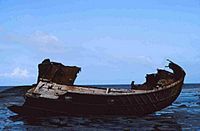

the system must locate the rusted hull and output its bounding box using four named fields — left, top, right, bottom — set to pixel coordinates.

left=7, top=60, right=186, bottom=116
left=9, top=80, right=183, bottom=116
